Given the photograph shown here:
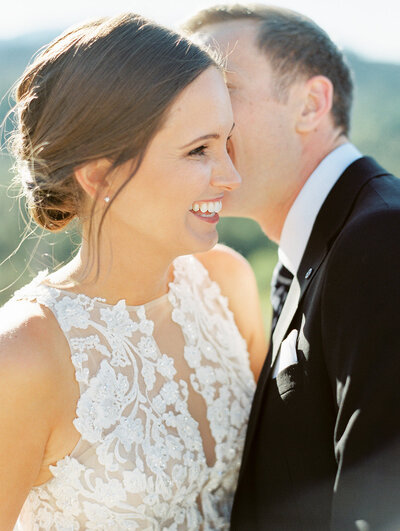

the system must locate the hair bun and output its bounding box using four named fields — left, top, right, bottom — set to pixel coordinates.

left=30, top=203, right=76, bottom=232
left=19, top=160, right=80, bottom=232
